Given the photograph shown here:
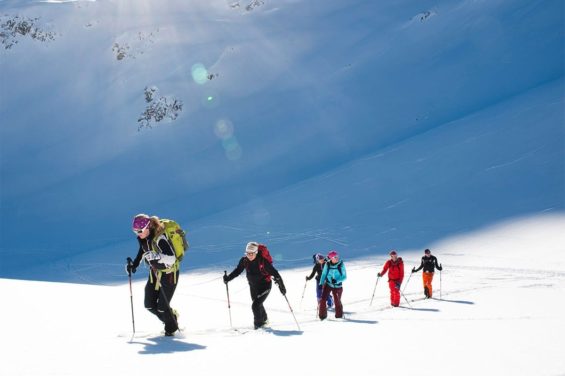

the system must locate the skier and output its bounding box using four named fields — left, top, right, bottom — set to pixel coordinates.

left=378, top=250, right=404, bottom=307
left=411, top=248, right=442, bottom=298
left=223, top=242, right=287, bottom=329
left=318, top=250, right=346, bottom=320
left=306, top=253, right=334, bottom=309
left=125, top=214, right=180, bottom=336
